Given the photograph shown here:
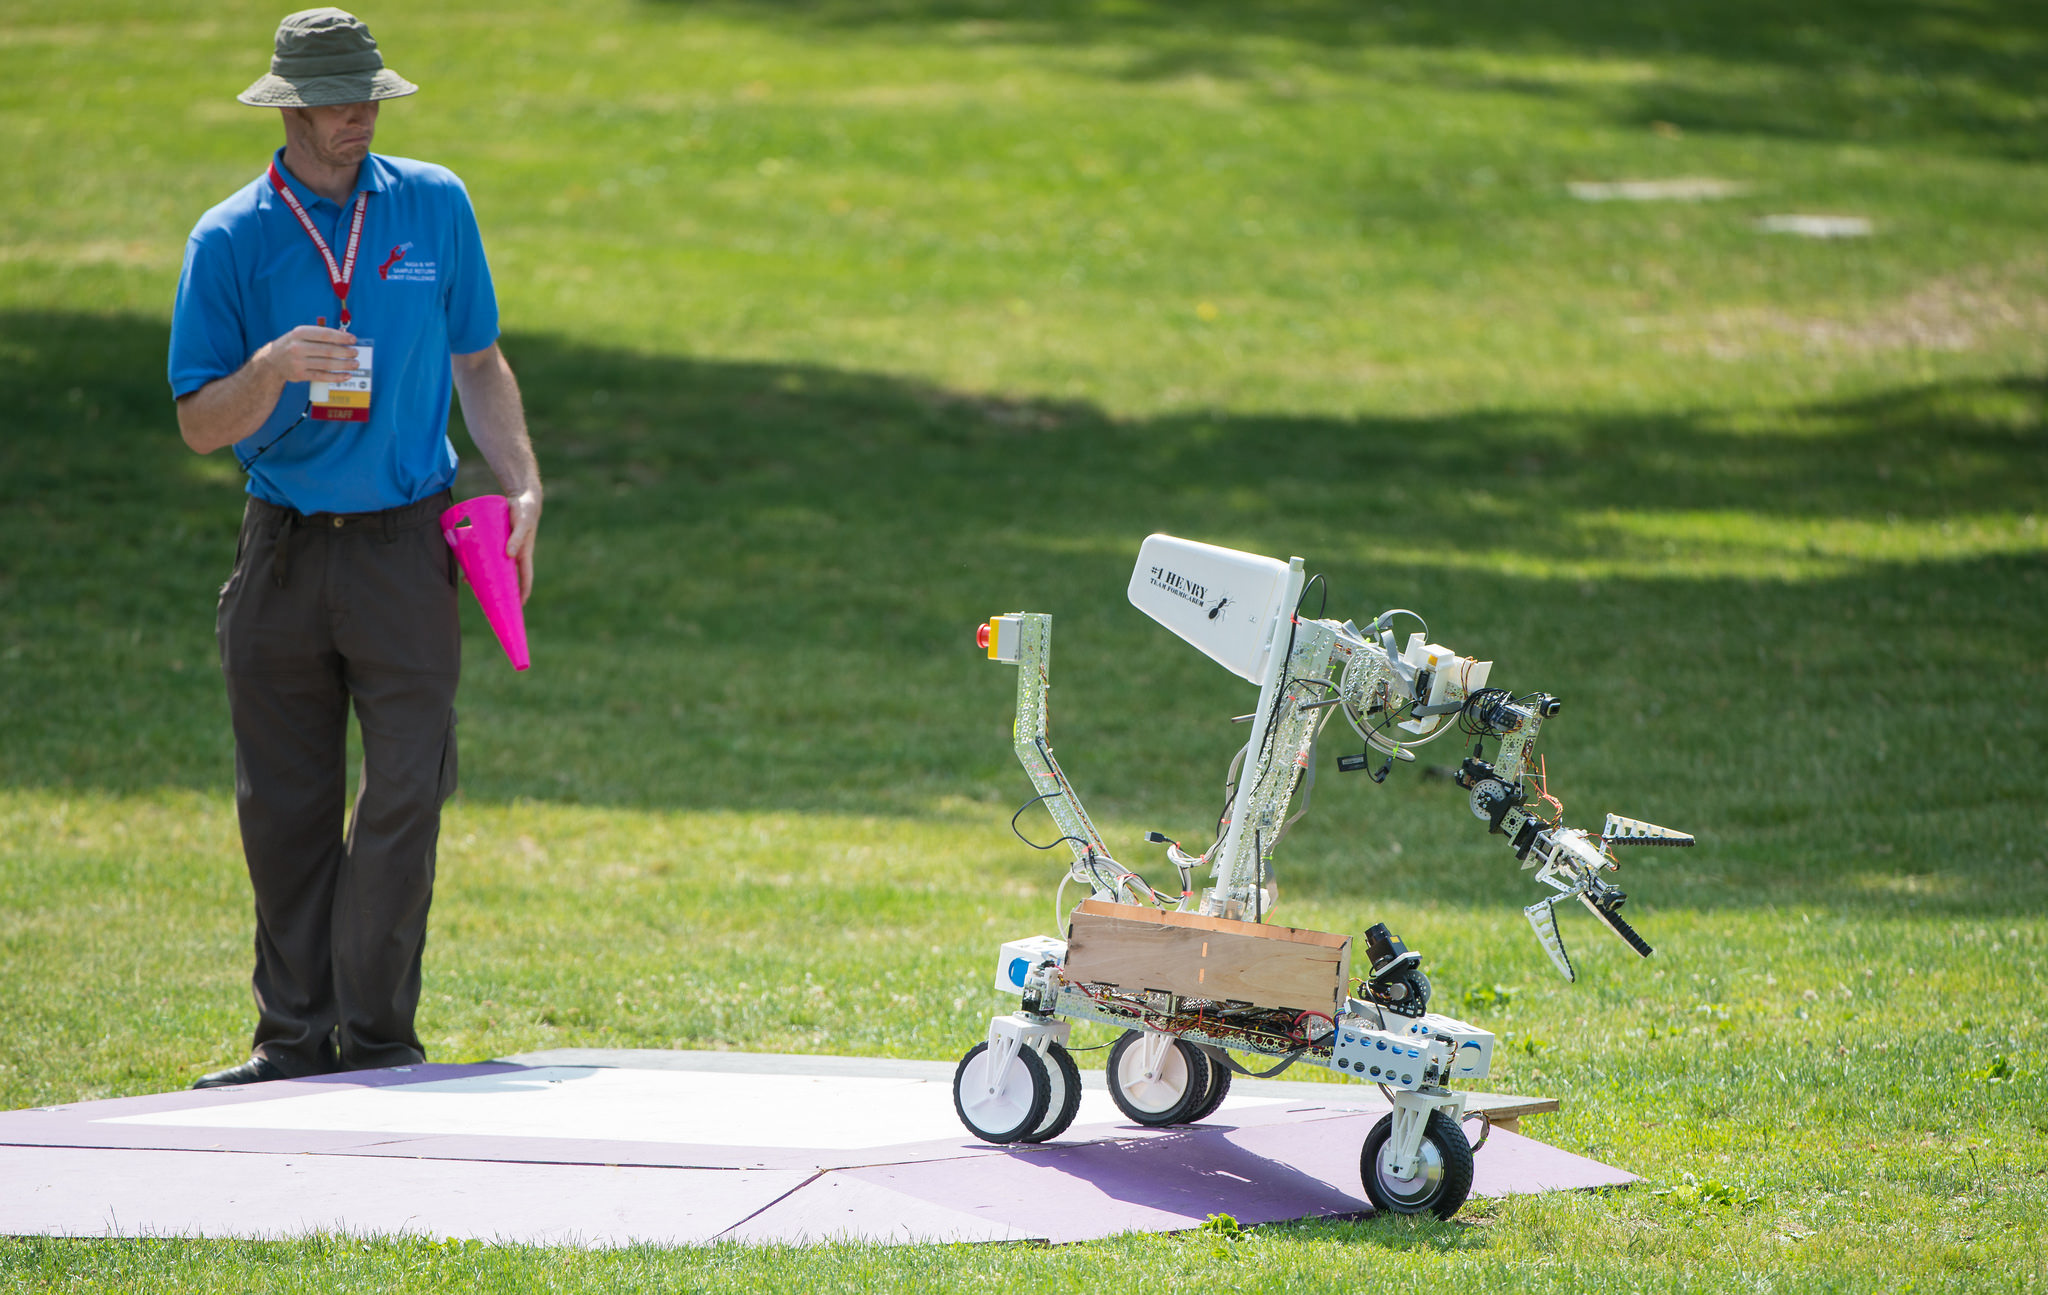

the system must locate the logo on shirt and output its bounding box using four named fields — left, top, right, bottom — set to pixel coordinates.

left=377, top=241, right=437, bottom=282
